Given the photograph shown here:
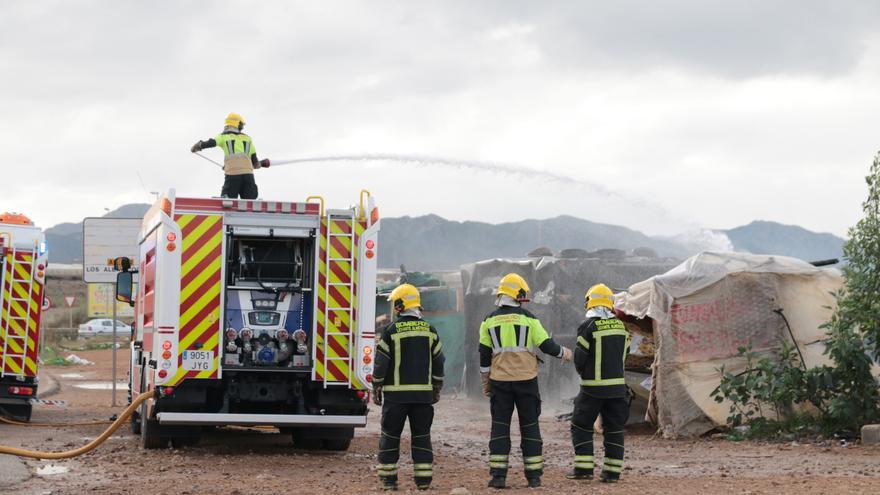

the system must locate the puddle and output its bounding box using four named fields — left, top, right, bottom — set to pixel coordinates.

left=72, top=382, right=128, bottom=390
left=58, top=373, right=85, bottom=379
left=36, top=464, right=69, bottom=475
